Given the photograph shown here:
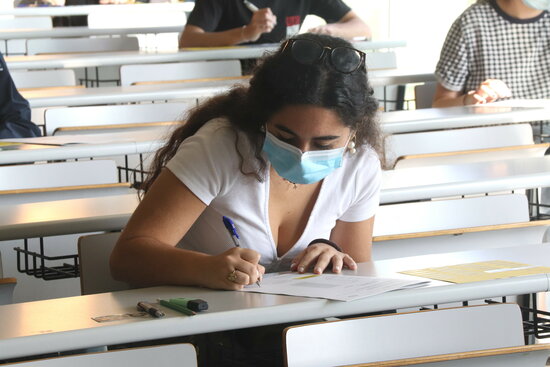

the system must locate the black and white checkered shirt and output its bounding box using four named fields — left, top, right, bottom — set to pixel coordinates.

left=435, top=0, right=550, bottom=99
